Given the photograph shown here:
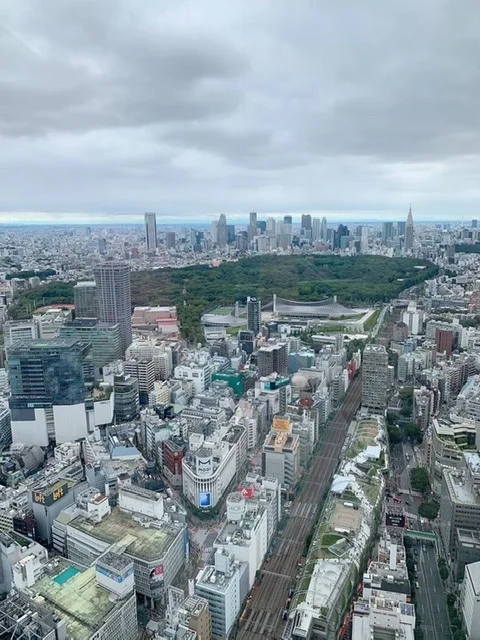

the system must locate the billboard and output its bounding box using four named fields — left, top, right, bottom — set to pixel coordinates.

left=263, top=376, right=290, bottom=391
left=385, top=511, right=405, bottom=528
left=196, top=455, right=213, bottom=477
left=33, top=482, right=69, bottom=507
left=149, top=565, right=164, bottom=587
left=238, top=486, right=254, bottom=499
left=199, top=491, right=212, bottom=508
